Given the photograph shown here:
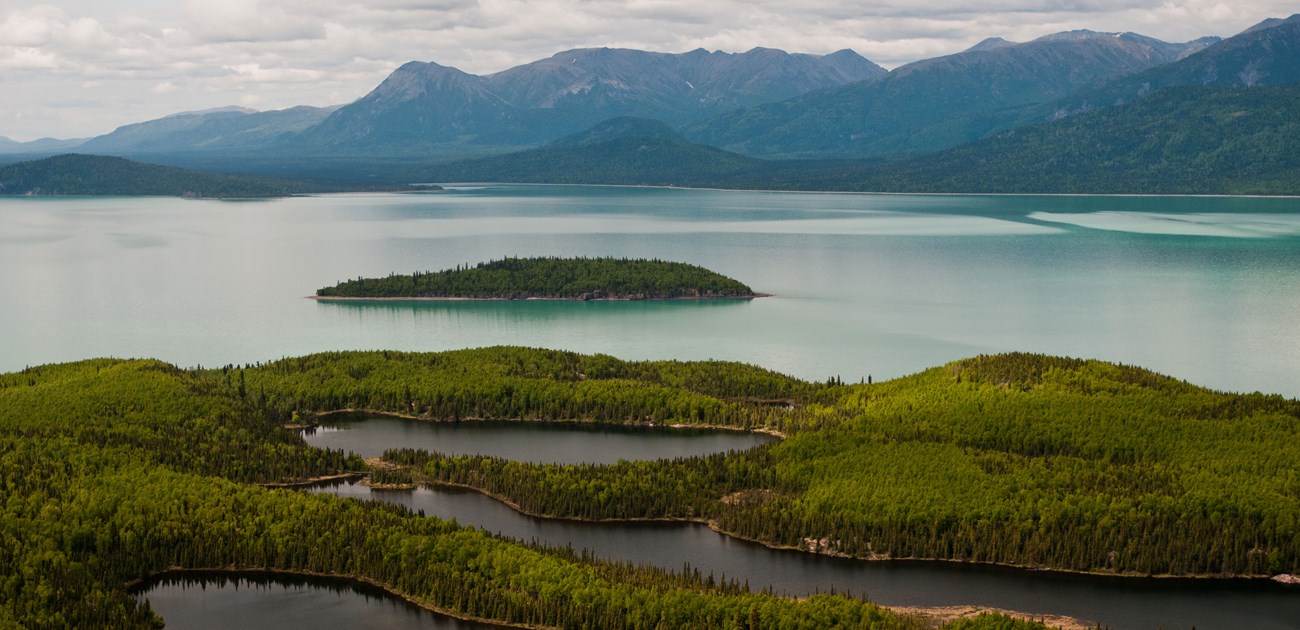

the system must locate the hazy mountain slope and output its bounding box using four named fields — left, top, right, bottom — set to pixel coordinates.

left=431, top=85, right=1300, bottom=195
left=685, top=31, right=1214, bottom=158
left=488, top=47, right=884, bottom=121
left=789, top=85, right=1300, bottom=194
left=295, top=47, right=884, bottom=154
left=1047, top=15, right=1300, bottom=116
left=0, top=136, right=87, bottom=155
left=297, top=61, right=521, bottom=153
left=421, top=117, right=766, bottom=185
left=77, top=106, right=334, bottom=154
